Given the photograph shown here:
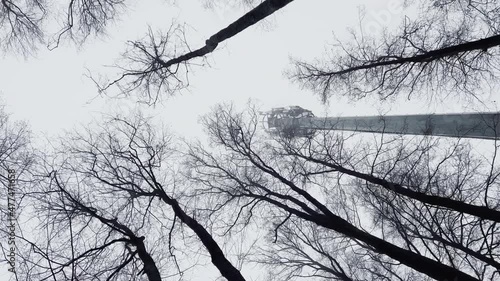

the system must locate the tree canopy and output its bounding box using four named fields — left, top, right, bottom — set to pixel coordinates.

left=1, top=0, right=500, bottom=280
